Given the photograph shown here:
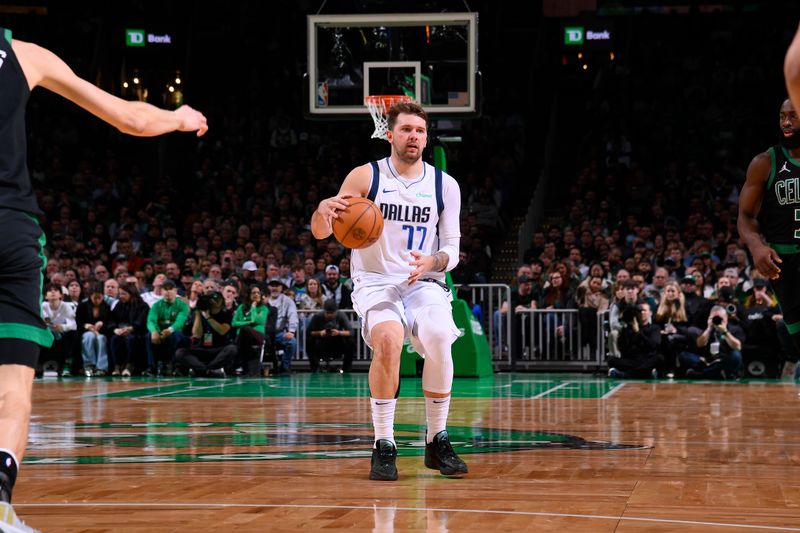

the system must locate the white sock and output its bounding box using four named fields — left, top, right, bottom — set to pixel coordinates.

left=370, top=398, right=397, bottom=447
left=425, top=396, right=450, bottom=443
